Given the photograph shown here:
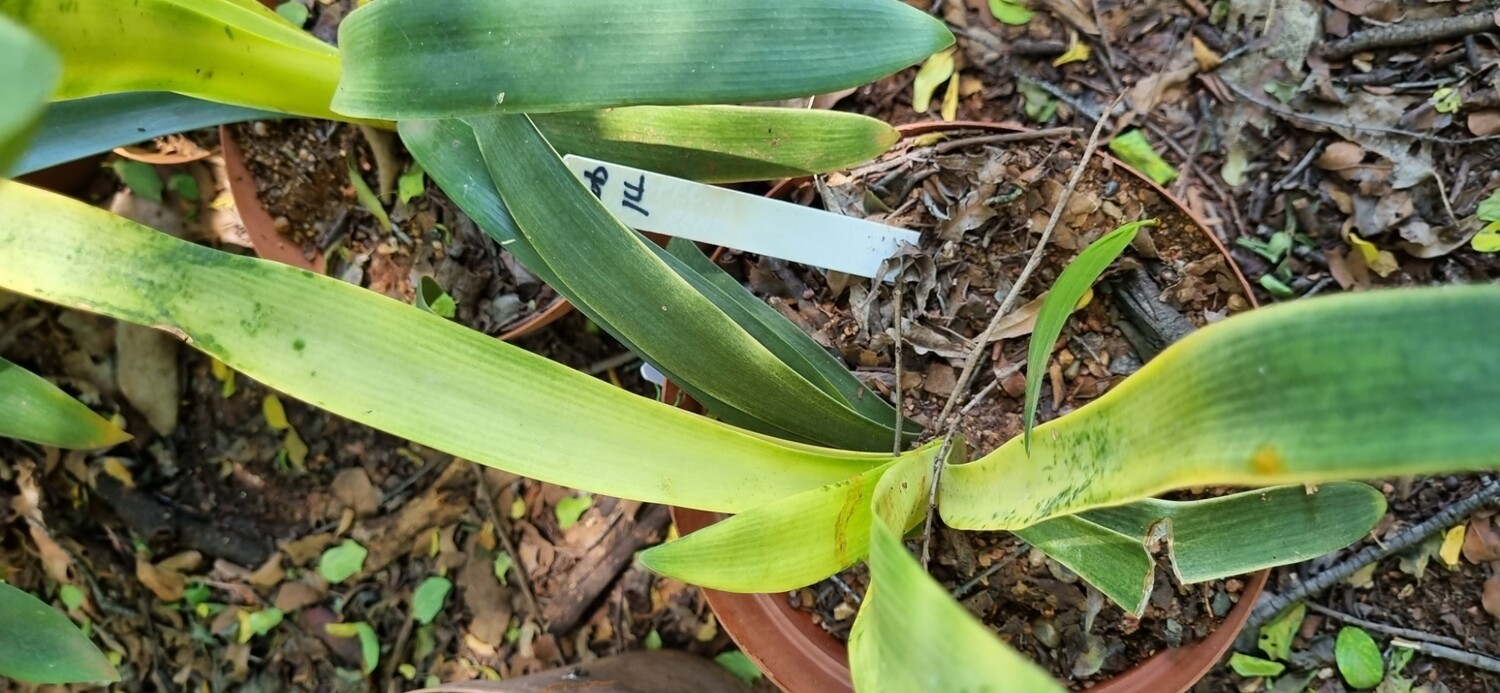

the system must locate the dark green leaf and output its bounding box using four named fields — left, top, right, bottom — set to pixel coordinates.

left=1336, top=626, right=1384, bottom=689
left=0, top=582, right=118, bottom=684
left=167, top=173, right=199, bottom=201
left=109, top=159, right=163, bottom=202
left=334, top=0, right=953, bottom=118
left=415, top=276, right=456, bottom=319
left=1025, top=220, right=1149, bottom=448
left=0, top=14, right=59, bottom=174
left=14, top=93, right=270, bottom=176
left=1014, top=515, right=1154, bottom=615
